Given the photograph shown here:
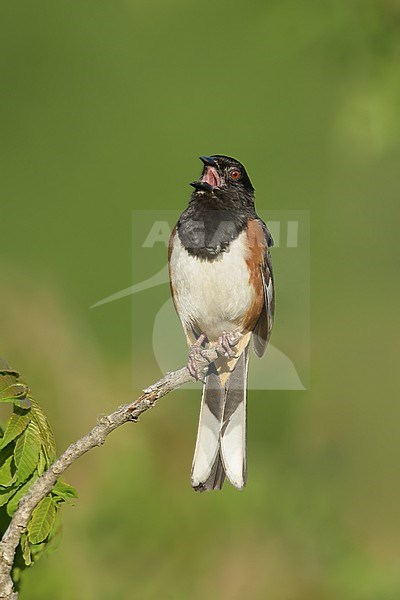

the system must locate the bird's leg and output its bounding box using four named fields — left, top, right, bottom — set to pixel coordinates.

left=216, top=331, right=240, bottom=358
left=188, top=333, right=207, bottom=380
